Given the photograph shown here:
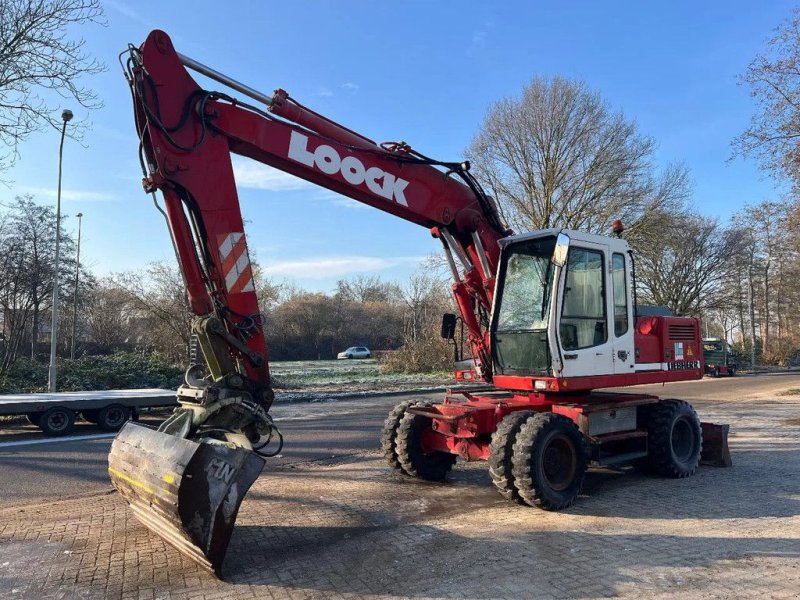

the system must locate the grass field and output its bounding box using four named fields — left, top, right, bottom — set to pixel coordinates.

left=270, top=359, right=457, bottom=400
